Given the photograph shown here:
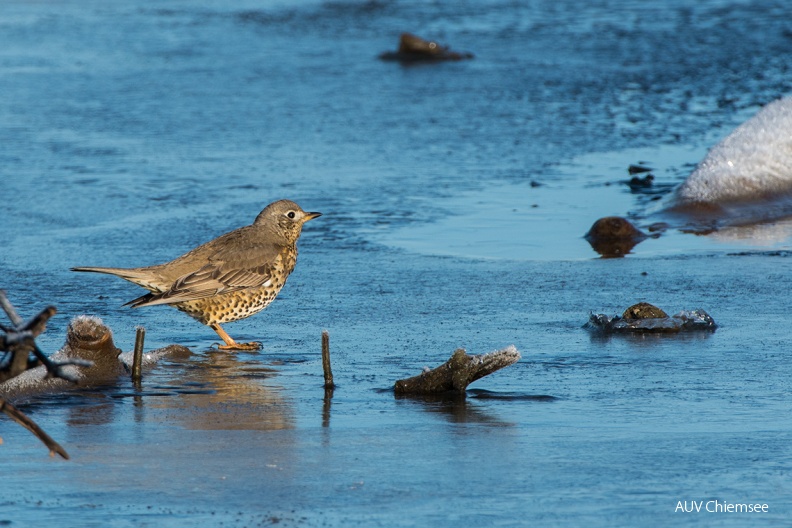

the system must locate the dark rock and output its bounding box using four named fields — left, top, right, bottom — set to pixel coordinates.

left=628, top=164, right=654, bottom=175
left=628, top=174, right=654, bottom=190
left=379, top=33, right=474, bottom=63
left=622, top=302, right=667, bottom=320
left=584, top=216, right=647, bottom=258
